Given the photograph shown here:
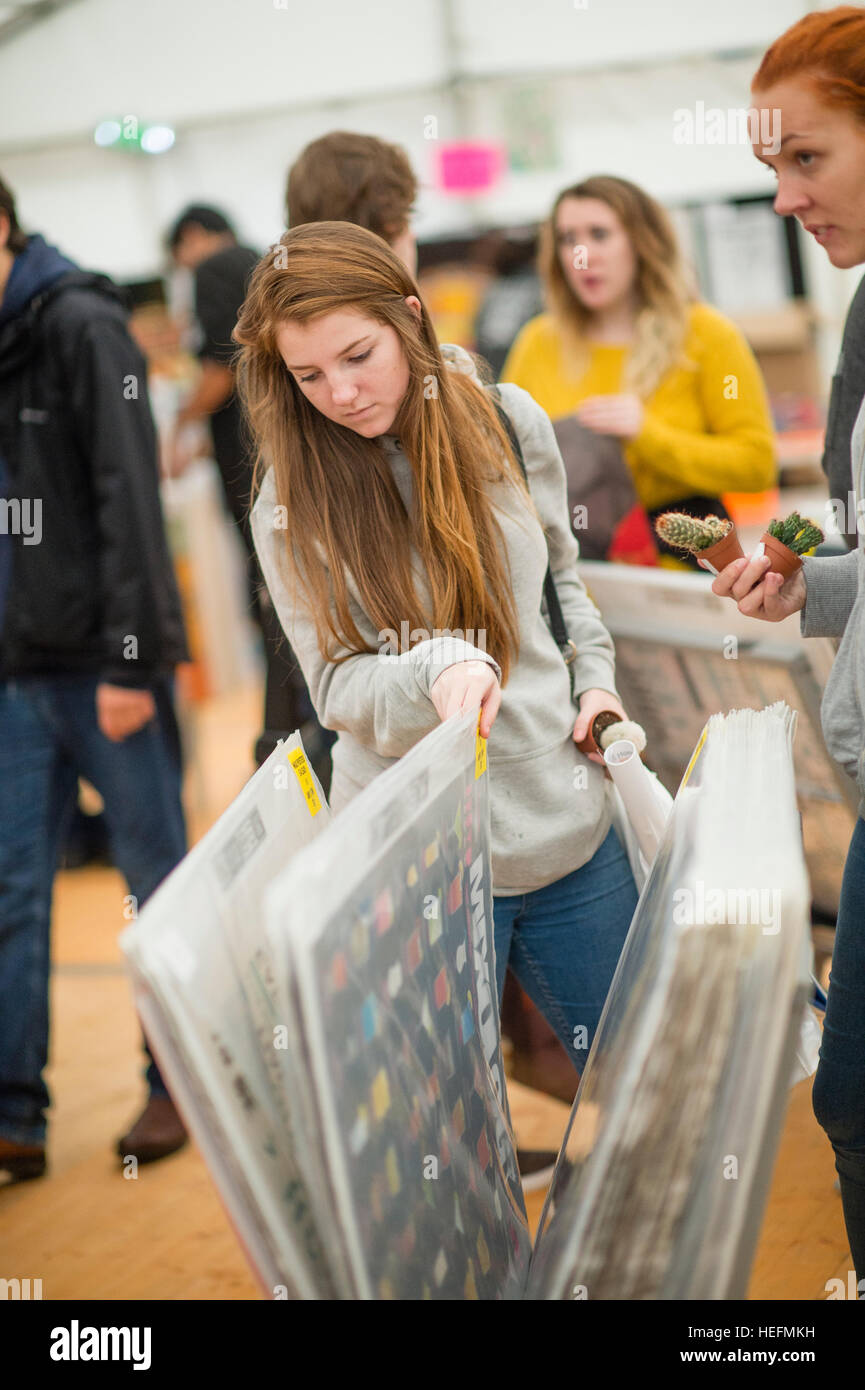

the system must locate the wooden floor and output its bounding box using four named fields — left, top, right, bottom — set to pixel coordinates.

left=0, top=684, right=851, bottom=1300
